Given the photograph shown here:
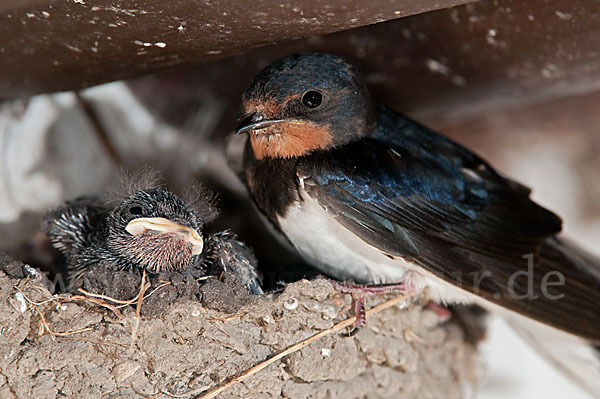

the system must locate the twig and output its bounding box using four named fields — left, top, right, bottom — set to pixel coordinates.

left=77, top=288, right=143, bottom=305
left=33, top=305, right=57, bottom=340
left=14, top=285, right=93, bottom=339
left=143, top=281, right=173, bottom=300
left=77, top=280, right=172, bottom=310
left=16, top=284, right=123, bottom=318
left=13, top=285, right=57, bottom=306
left=14, top=272, right=169, bottom=340
left=131, top=270, right=150, bottom=346
left=168, top=293, right=411, bottom=399
left=47, top=325, right=93, bottom=337
left=136, top=270, right=150, bottom=318
left=68, top=295, right=124, bottom=318
left=29, top=285, right=63, bottom=305
left=207, top=314, right=241, bottom=323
